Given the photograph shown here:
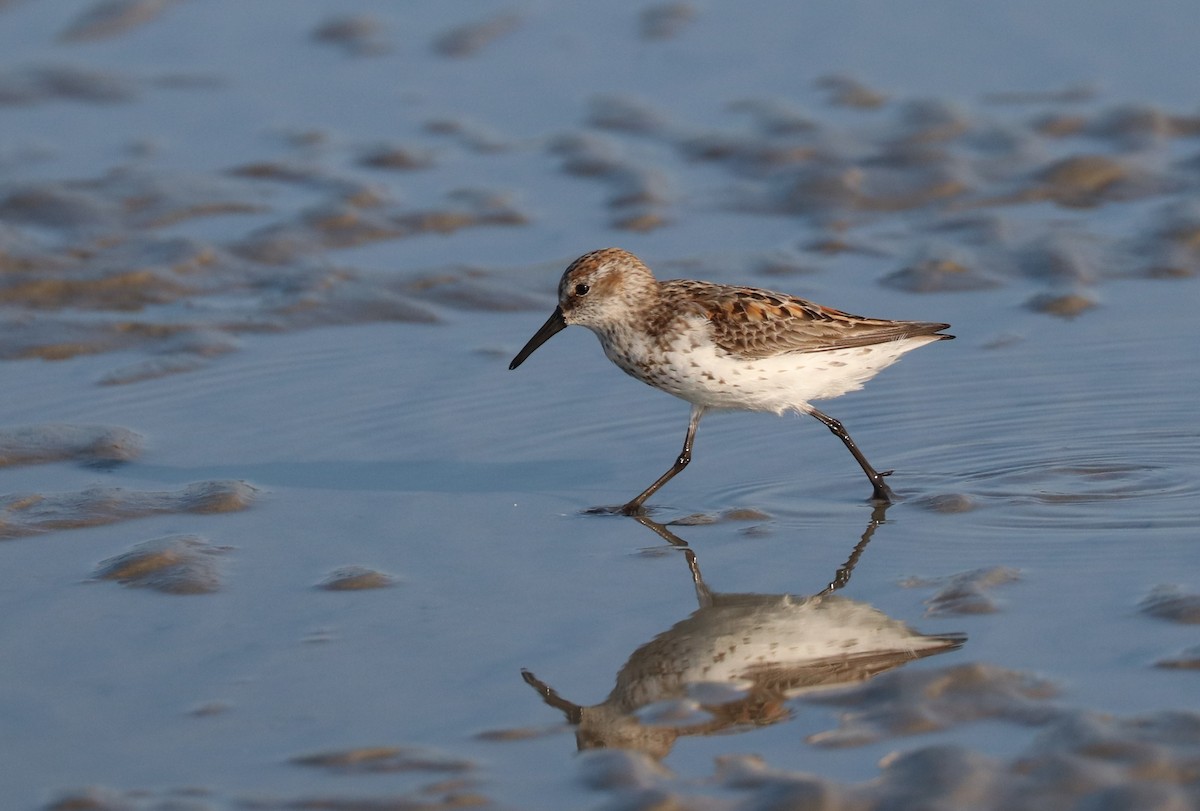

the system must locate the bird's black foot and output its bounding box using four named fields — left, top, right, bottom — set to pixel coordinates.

left=868, top=471, right=897, bottom=503
left=870, top=483, right=896, bottom=503
left=581, top=503, right=642, bottom=516
left=582, top=501, right=653, bottom=516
